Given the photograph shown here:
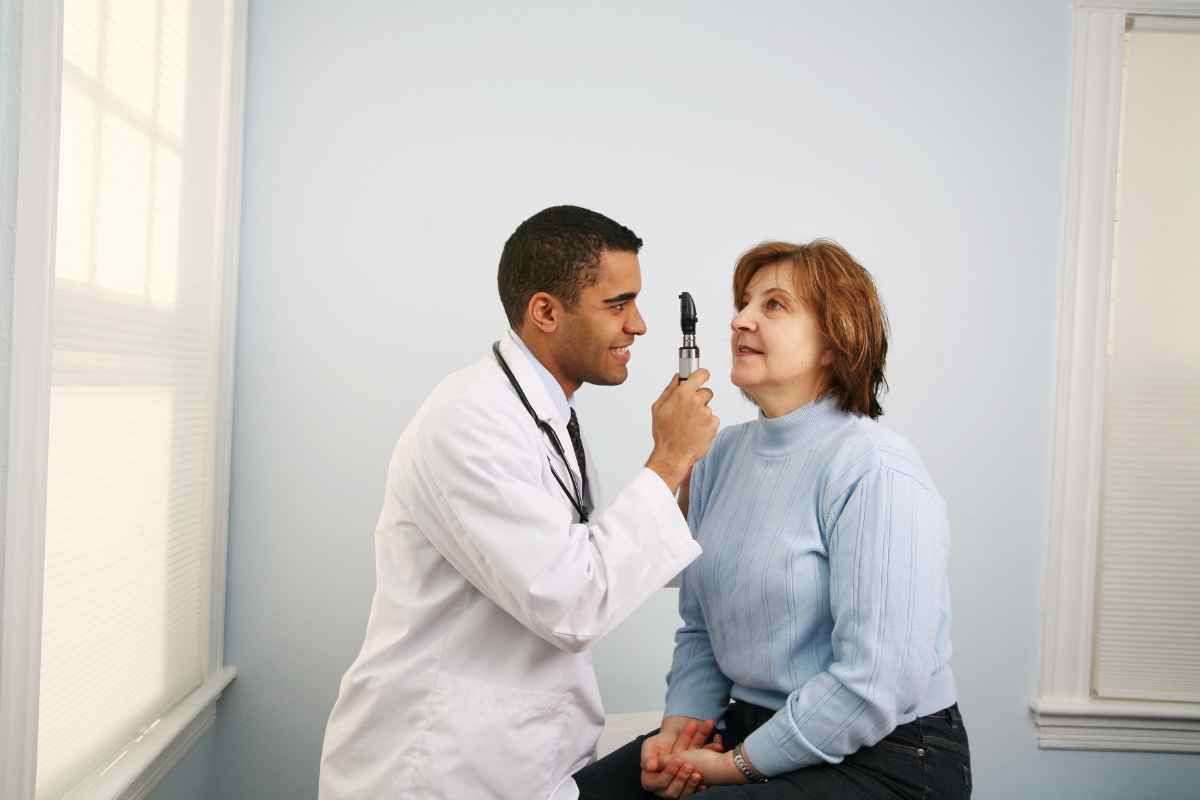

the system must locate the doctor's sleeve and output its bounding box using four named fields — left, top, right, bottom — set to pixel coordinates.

left=409, top=400, right=701, bottom=653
